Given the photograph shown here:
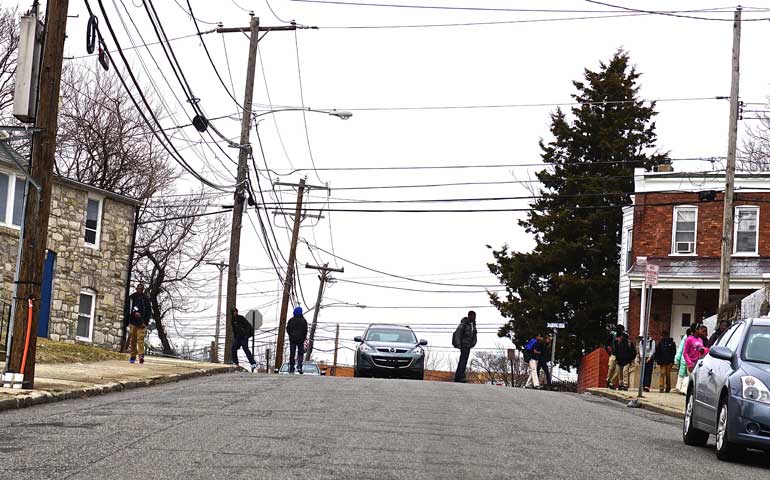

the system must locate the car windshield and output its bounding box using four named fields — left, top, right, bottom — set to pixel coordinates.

left=280, top=363, right=320, bottom=374
left=365, top=327, right=416, bottom=344
left=743, top=325, right=770, bottom=365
